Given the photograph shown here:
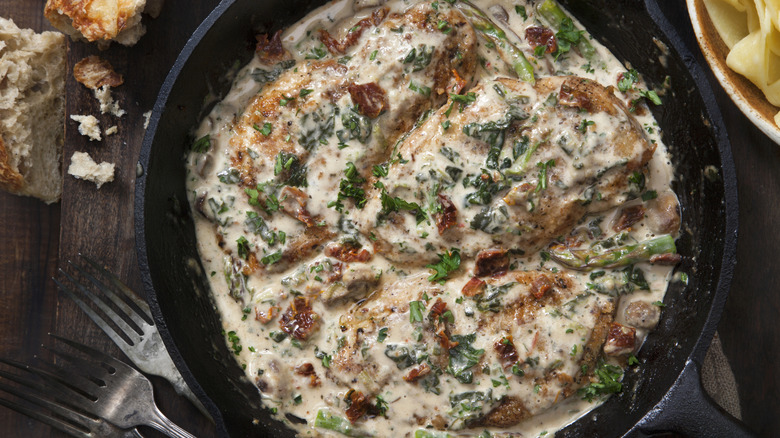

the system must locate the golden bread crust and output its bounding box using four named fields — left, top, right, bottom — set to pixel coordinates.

left=44, top=0, right=147, bottom=46
left=0, top=136, right=25, bottom=193
left=74, top=55, right=124, bottom=89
